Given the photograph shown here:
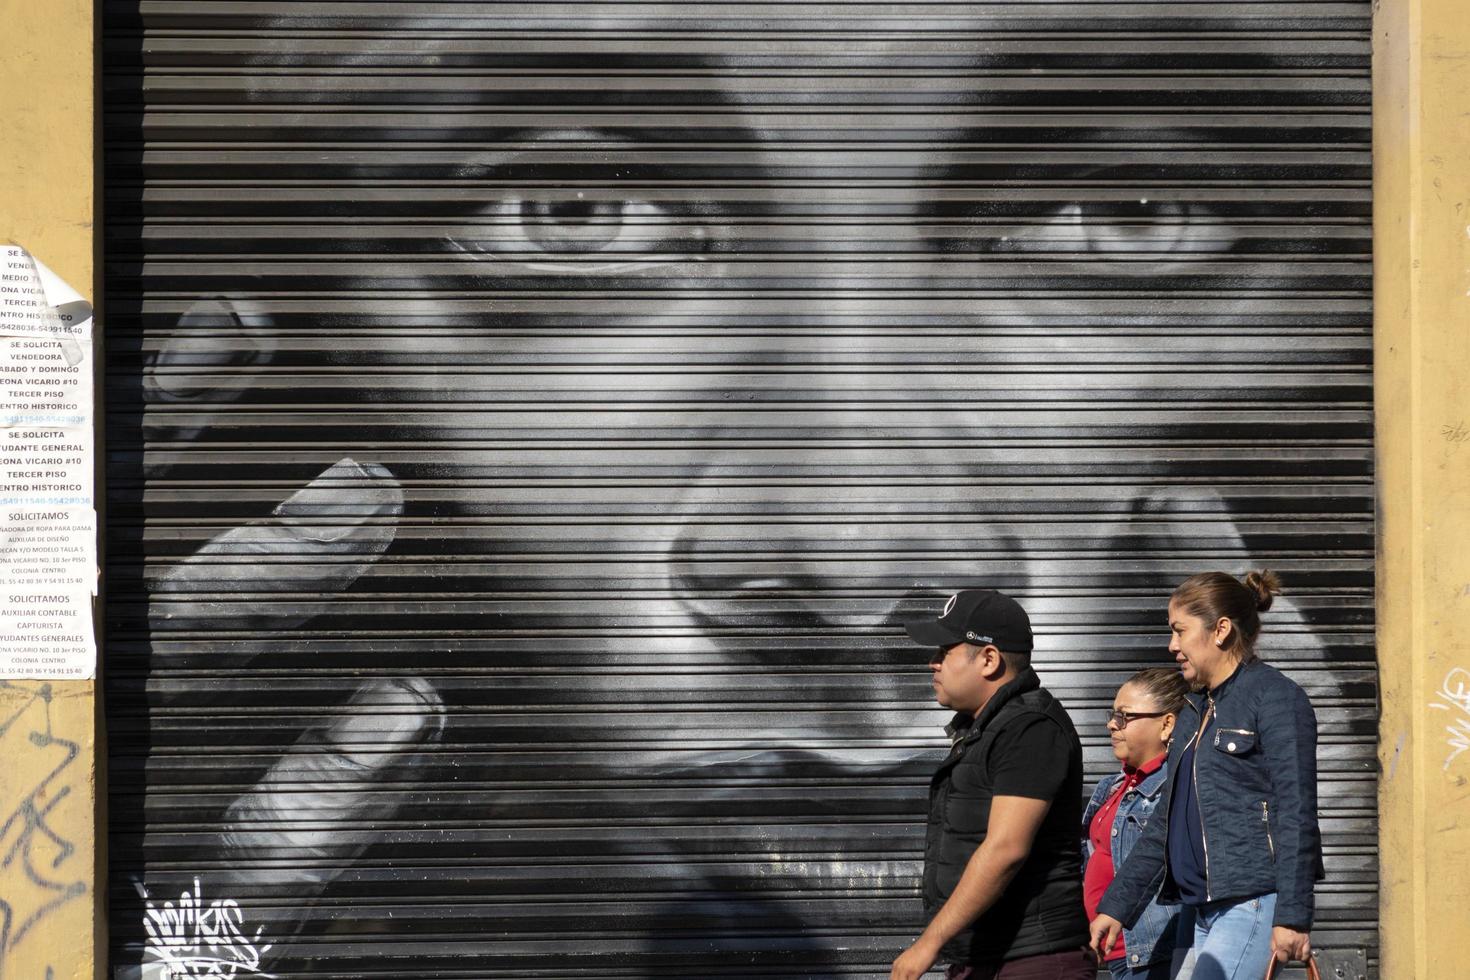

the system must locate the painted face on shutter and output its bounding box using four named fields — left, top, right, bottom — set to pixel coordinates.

left=137, top=17, right=1289, bottom=763
left=118, top=6, right=1360, bottom=977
